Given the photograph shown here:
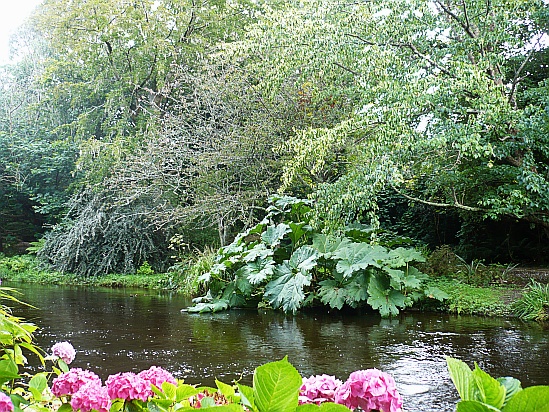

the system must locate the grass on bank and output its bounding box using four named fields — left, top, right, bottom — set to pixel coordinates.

left=0, top=254, right=196, bottom=292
